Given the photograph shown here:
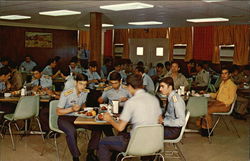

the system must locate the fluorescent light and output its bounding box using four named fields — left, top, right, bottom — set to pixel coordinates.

left=0, top=15, right=31, bottom=20
left=39, top=10, right=81, bottom=16
left=128, top=21, right=163, bottom=25
left=202, top=0, right=225, bottom=2
left=84, top=24, right=114, bottom=27
left=100, top=2, right=153, bottom=11
left=186, top=17, right=229, bottom=23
